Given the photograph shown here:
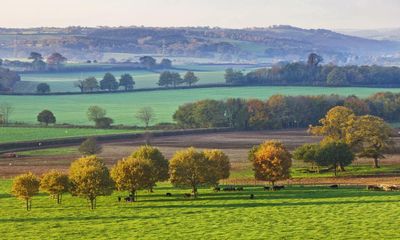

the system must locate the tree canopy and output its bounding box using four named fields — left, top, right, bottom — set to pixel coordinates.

left=37, top=109, right=56, bottom=126
left=11, top=172, right=40, bottom=210
left=40, top=170, right=69, bottom=204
